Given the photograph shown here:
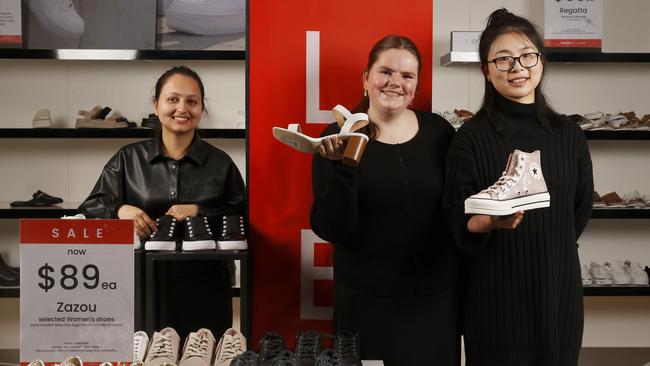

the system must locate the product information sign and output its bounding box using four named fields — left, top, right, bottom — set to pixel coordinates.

left=544, top=0, right=603, bottom=49
left=0, top=0, right=21, bottom=48
left=20, top=219, right=133, bottom=365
